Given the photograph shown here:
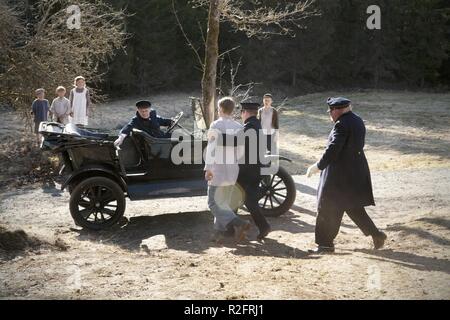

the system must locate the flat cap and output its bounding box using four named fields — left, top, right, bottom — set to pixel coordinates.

left=240, top=102, right=261, bottom=110
left=136, top=100, right=152, bottom=108
left=327, top=97, right=351, bottom=108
